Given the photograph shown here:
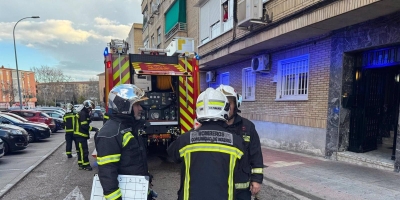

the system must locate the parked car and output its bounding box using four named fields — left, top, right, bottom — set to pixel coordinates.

left=43, top=111, right=63, bottom=119
left=0, top=114, right=51, bottom=143
left=9, top=110, right=57, bottom=133
left=90, top=109, right=104, bottom=121
left=0, top=138, right=4, bottom=158
left=36, top=108, right=65, bottom=116
left=2, top=112, right=49, bottom=128
left=0, top=123, right=29, bottom=155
